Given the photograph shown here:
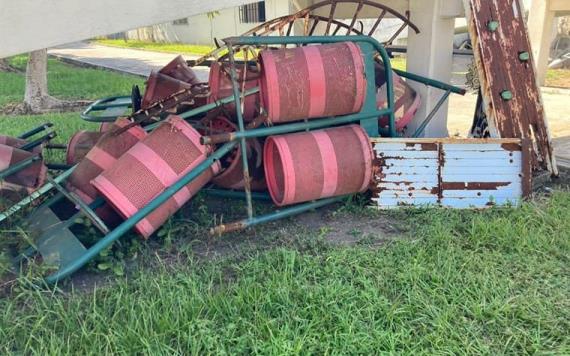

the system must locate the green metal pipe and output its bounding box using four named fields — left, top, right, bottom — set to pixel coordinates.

left=393, top=69, right=466, bottom=95
left=210, top=195, right=349, bottom=235
left=0, top=156, right=41, bottom=180
left=17, top=123, right=53, bottom=139
left=80, top=96, right=131, bottom=122
left=45, top=141, right=238, bottom=283
left=0, top=166, right=76, bottom=223
left=201, top=108, right=392, bottom=145
left=203, top=188, right=272, bottom=201
left=91, top=101, right=133, bottom=110
left=224, top=41, right=254, bottom=219
left=179, top=87, right=260, bottom=120
left=20, top=132, right=56, bottom=151
left=412, top=90, right=452, bottom=138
